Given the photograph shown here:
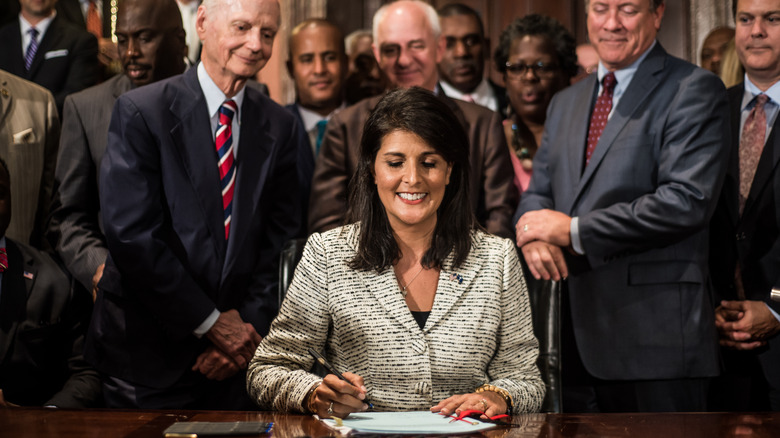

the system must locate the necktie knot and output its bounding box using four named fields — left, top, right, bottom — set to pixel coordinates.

left=601, top=72, right=617, bottom=96
left=28, top=27, right=38, bottom=39
left=754, top=93, right=769, bottom=111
